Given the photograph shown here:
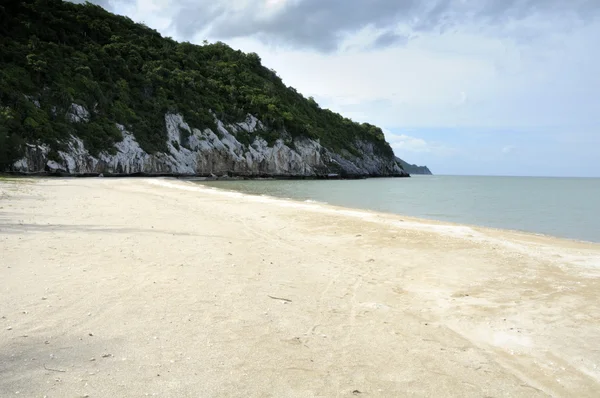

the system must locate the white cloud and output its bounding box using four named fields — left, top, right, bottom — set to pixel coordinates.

left=387, top=134, right=430, bottom=152
left=383, top=132, right=456, bottom=158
